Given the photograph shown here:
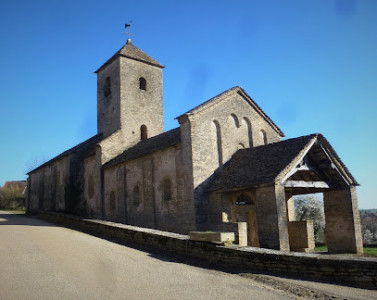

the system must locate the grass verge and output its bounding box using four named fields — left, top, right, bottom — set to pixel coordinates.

left=314, top=245, right=377, bottom=257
